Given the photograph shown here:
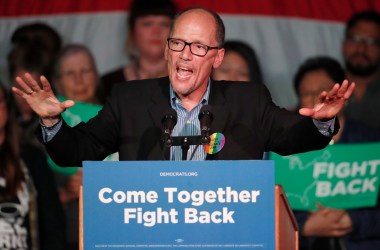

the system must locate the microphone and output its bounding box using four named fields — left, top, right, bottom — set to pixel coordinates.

left=161, top=108, right=177, bottom=147
left=198, top=105, right=214, bottom=145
